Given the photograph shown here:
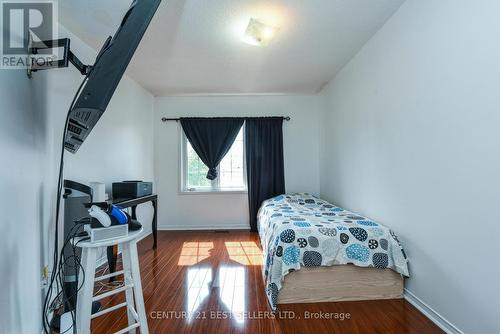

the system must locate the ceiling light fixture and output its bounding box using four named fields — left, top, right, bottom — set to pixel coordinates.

left=243, top=18, right=279, bottom=47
